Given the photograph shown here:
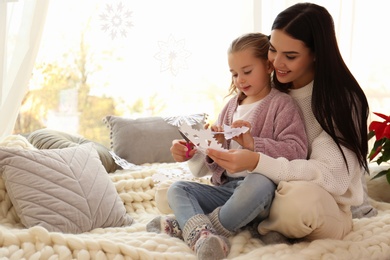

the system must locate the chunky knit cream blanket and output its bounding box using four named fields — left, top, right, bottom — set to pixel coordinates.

left=0, top=136, right=390, bottom=259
